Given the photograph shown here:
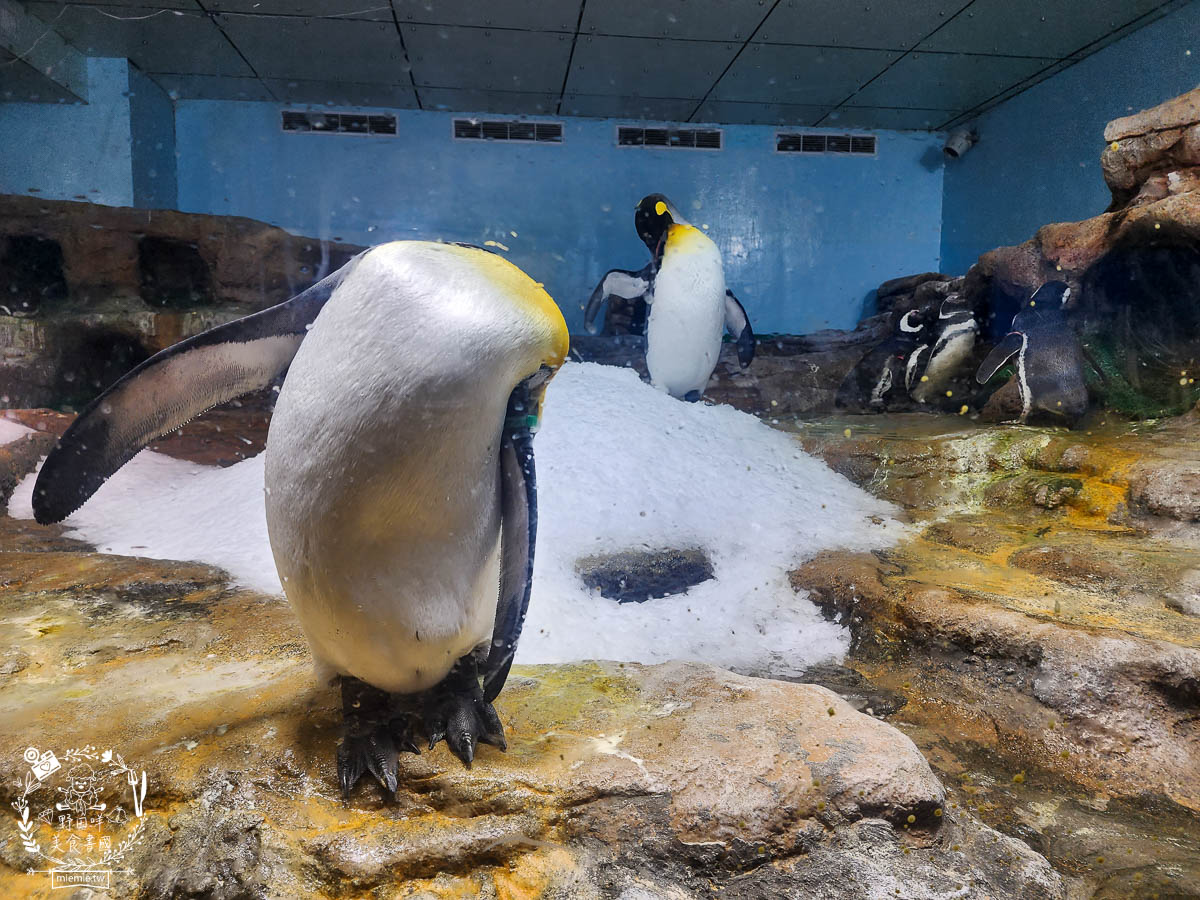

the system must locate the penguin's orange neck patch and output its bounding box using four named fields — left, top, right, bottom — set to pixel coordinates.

left=439, top=243, right=569, bottom=369
left=665, top=223, right=715, bottom=258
